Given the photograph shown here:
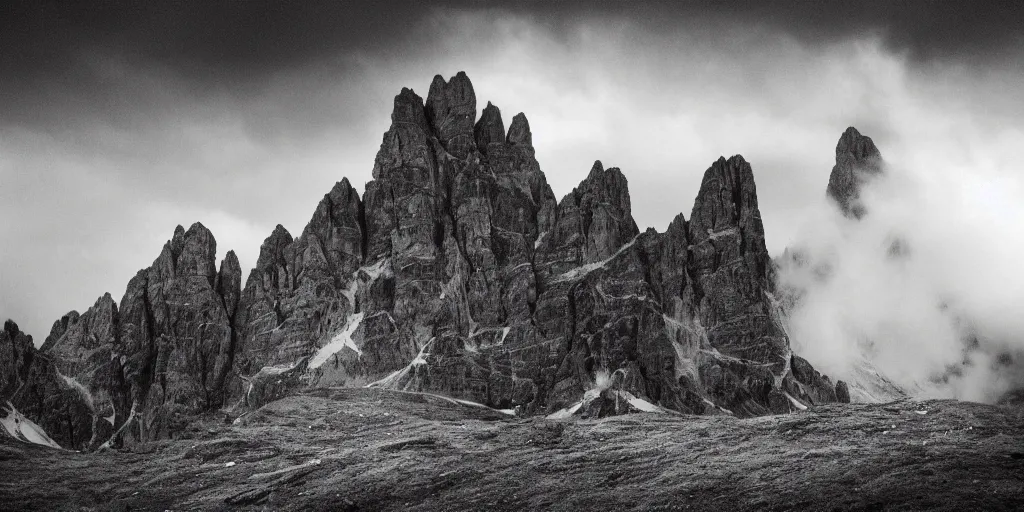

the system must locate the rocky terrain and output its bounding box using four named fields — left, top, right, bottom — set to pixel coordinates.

left=6, top=70, right=1021, bottom=509
left=2, top=71, right=855, bottom=452
left=1, top=387, right=1022, bottom=511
